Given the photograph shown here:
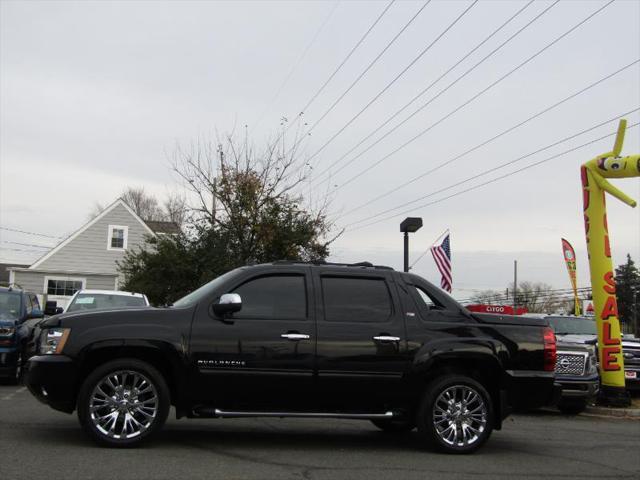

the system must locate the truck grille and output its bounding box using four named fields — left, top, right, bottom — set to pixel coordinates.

left=556, top=352, right=587, bottom=376
left=623, top=345, right=640, bottom=366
